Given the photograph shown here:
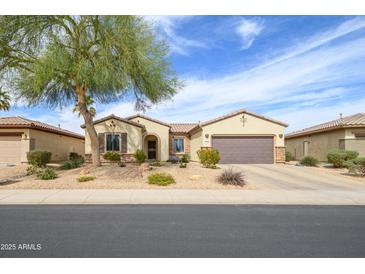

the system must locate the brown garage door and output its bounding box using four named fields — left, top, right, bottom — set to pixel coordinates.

left=212, top=136, right=274, bottom=164
left=0, top=135, right=22, bottom=164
